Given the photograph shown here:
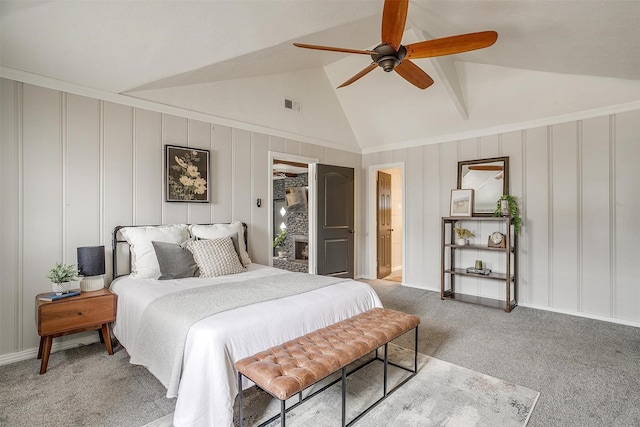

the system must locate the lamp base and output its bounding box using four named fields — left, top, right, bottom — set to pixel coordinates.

left=80, top=276, right=104, bottom=292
